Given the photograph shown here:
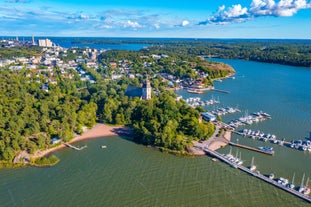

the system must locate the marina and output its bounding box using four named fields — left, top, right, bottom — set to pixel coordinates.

left=234, top=129, right=311, bottom=152
left=178, top=57, right=311, bottom=205
left=227, top=111, right=271, bottom=129
left=182, top=96, right=220, bottom=107
left=210, top=106, right=241, bottom=116
left=203, top=148, right=311, bottom=203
